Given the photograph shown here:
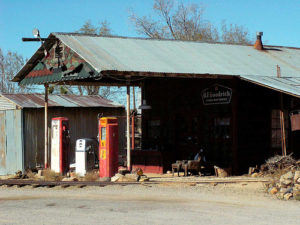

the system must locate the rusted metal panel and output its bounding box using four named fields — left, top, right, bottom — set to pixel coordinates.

left=0, top=96, right=16, bottom=110
left=23, top=107, right=125, bottom=170
left=23, top=109, right=42, bottom=169
left=0, top=111, right=6, bottom=174
left=53, top=33, right=300, bottom=77
left=13, top=33, right=300, bottom=86
left=1, top=94, right=123, bottom=109
left=4, top=110, right=23, bottom=174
